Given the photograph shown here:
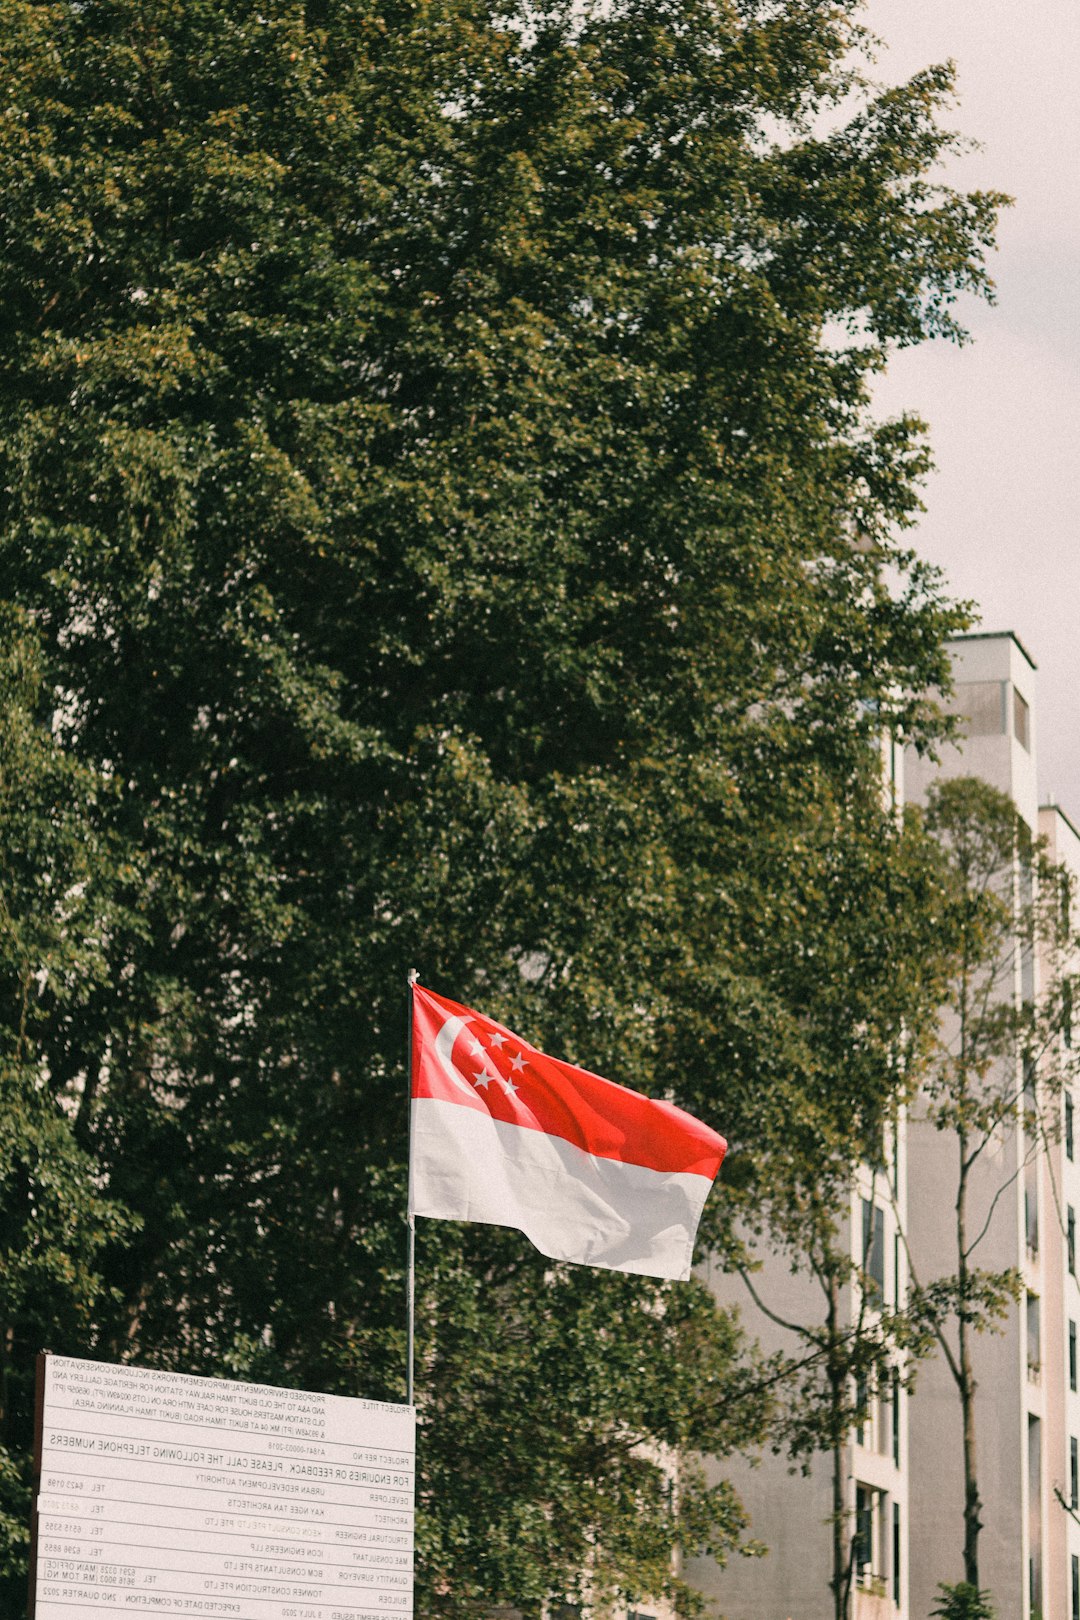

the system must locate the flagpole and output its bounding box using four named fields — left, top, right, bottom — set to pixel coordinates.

left=405, top=968, right=418, bottom=1408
